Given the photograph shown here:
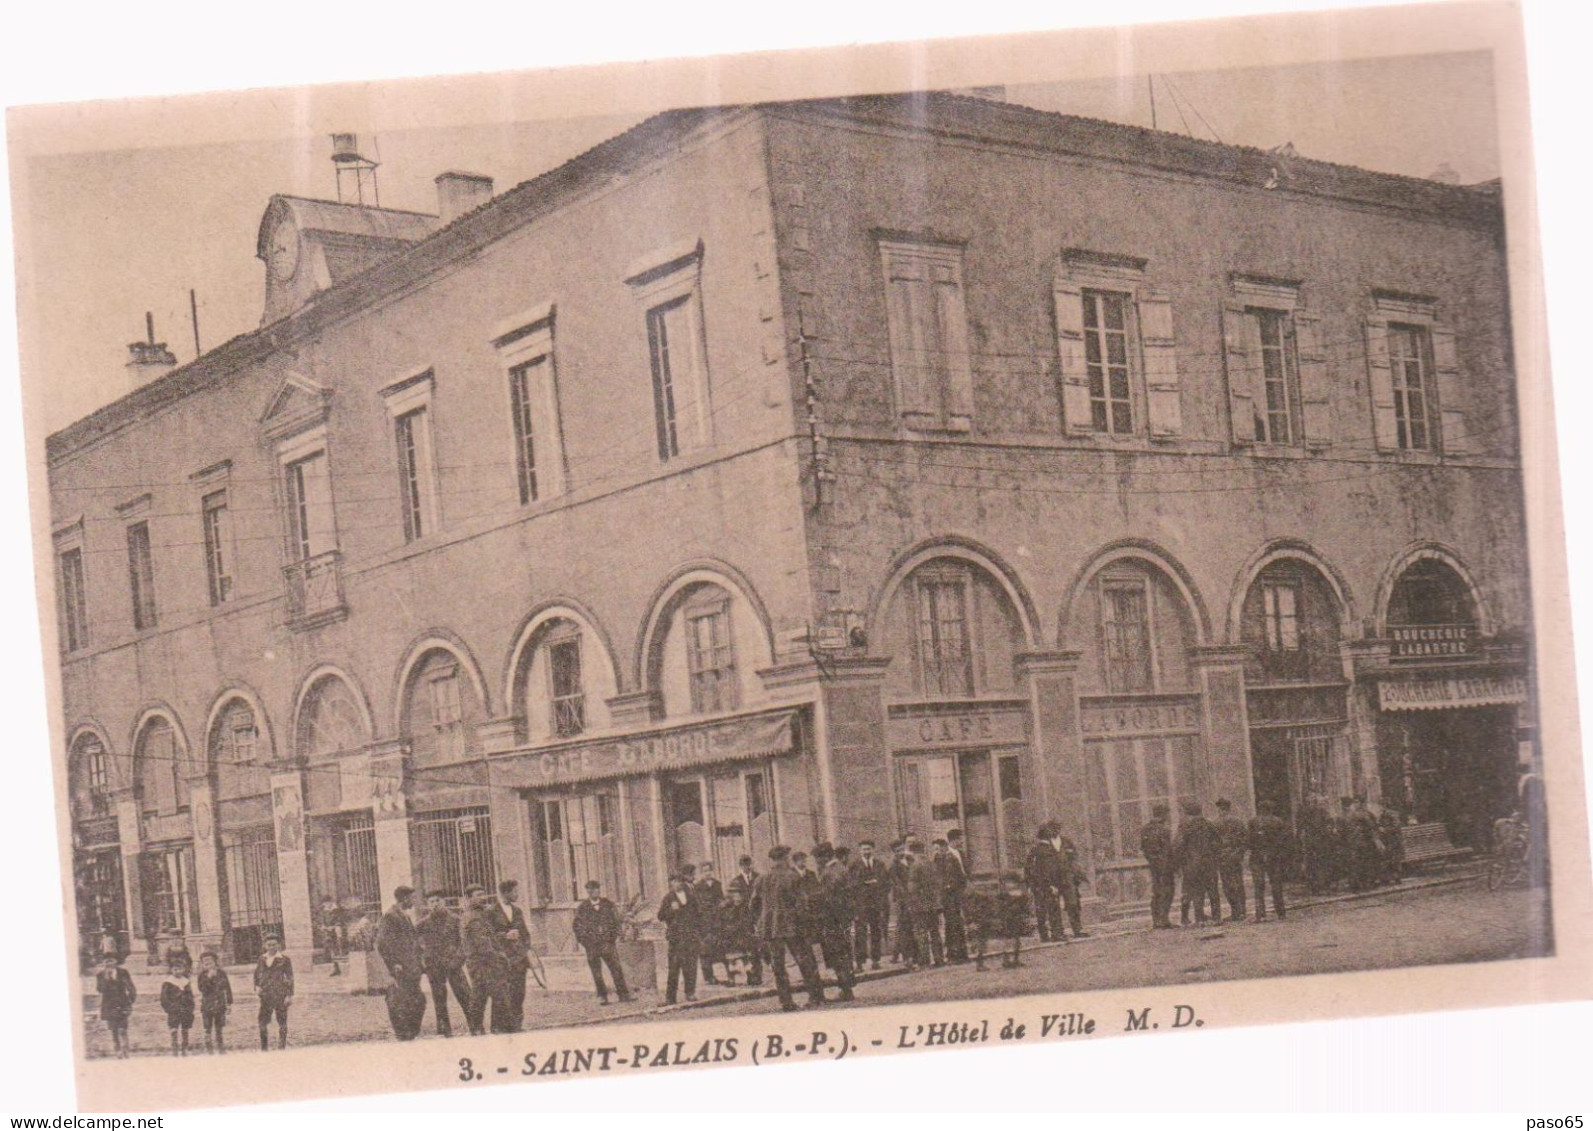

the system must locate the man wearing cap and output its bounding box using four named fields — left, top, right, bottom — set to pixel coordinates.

left=1214, top=799, right=1249, bottom=922
left=850, top=839, right=889, bottom=971
left=461, top=885, right=504, bottom=1035
left=905, top=838, right=945, bottom=968
left=889, top=839, right=918, bottom=966
left=814, top=844, right=857, bottom=1001
left=418, top=890, right=475, bottom=1036
left=573, top=880, right=632, bottom=1005
left=1247, top=806, right=1291, bottom=922
left=489, top=879, right=533, bottom=1031
left=1024, top=824, right=1065, bottom=943
left=657, top=872, right=702, bottom=1005
left=377, top=885, right=427, bottom=1041
left=1139, top=803, right=1177, bottom=929
left=727, top=855, right=763, bottom=986
left=756, top=846, right=825, bottom=1011
left=1174, top=801, right=1221, bottom=926
left=933, top=837, right=969, bottom=963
